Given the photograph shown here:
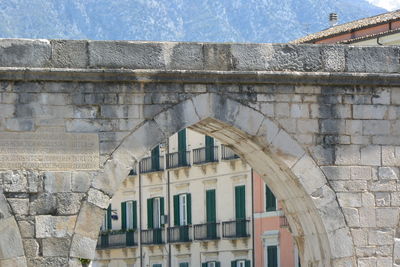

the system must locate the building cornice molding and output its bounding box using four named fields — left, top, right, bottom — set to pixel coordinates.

left=1, top=67, right=400, bottom=86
